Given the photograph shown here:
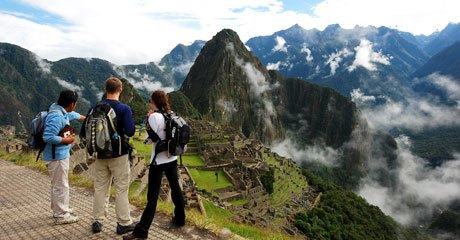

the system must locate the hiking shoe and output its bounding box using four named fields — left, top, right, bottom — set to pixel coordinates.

left=171, top=216, right=185, bottom=227
left=54, top=215, right=79, bottom=225
left=116, top=221, right=138, bottom=235
left=92, top=221, right=103, bottom=233
left=122, top=233, right=146, bottom=240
